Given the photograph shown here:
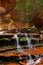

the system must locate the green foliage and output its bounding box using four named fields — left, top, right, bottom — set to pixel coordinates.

left=20, top=37, right=26, bottom=41
left=15, top=0, right=43, bottom=24
left=39, top=0, right=43, bottom=5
